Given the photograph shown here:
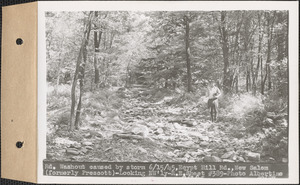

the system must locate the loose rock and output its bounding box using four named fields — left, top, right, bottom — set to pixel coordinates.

left=223, top=159, right=235, bottom=162
left=85, top=146, right=93, bottom=150
left=203, top=156, right=222, bottom=162
left=246, top=151, right=260, bottom=162
left=200, top=141, right=210, bottom=147
left=264, top=118, right=274, bottom=125
left=82, top=141, right=94, bottom=146
left=221, top=151, right=235, bottom=159
left=66, top=148, right=80, bottom=155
